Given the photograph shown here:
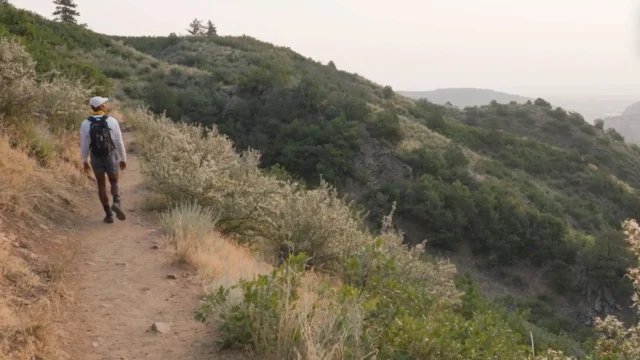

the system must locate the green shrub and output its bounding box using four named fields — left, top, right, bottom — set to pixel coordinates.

left=579, top=124, right=597, bottom=136
left=549, top=107, right=568, bottom=121
left=606, top=128, right=624, bottom=142
left=594, top=119, right=604, bottom=129
left=534, top=98, right=552, bottom=108
left=382, top=85, right=394, bottom=99
left=365, top=107, right=403, bottom=143
left=24, top=123, right=57, bottom=165
left=197, top=241, right=578, bottom=359
left=543, top=260, right=574, bottom=296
